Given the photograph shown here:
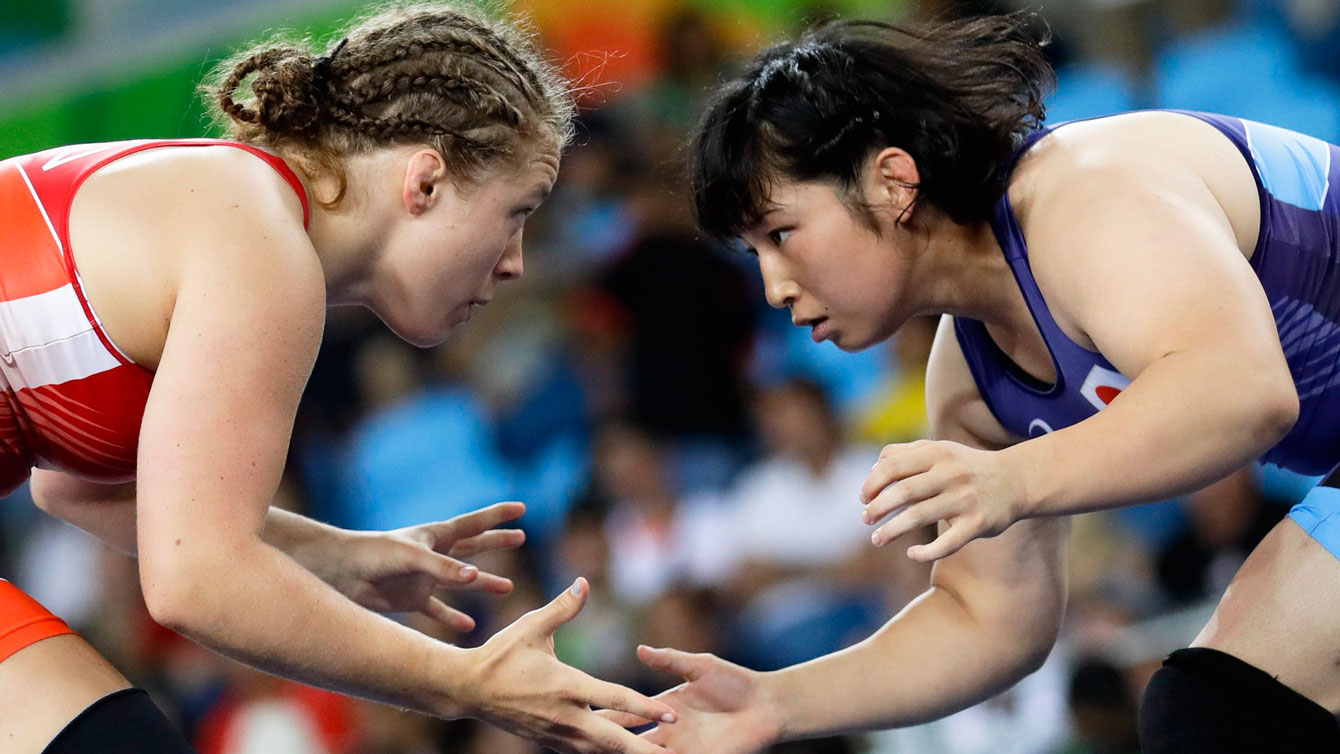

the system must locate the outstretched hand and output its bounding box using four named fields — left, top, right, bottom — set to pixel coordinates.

left=598, top=646, right=782, bottom=754
left=457, top=579, right=679, bottom=754
left=326, top=502, right=528, bottom=631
